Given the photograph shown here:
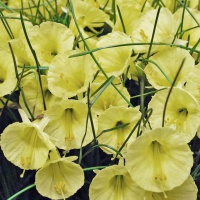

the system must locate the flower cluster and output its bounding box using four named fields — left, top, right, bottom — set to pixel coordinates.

left=0, top=0, right=199, bottom=199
